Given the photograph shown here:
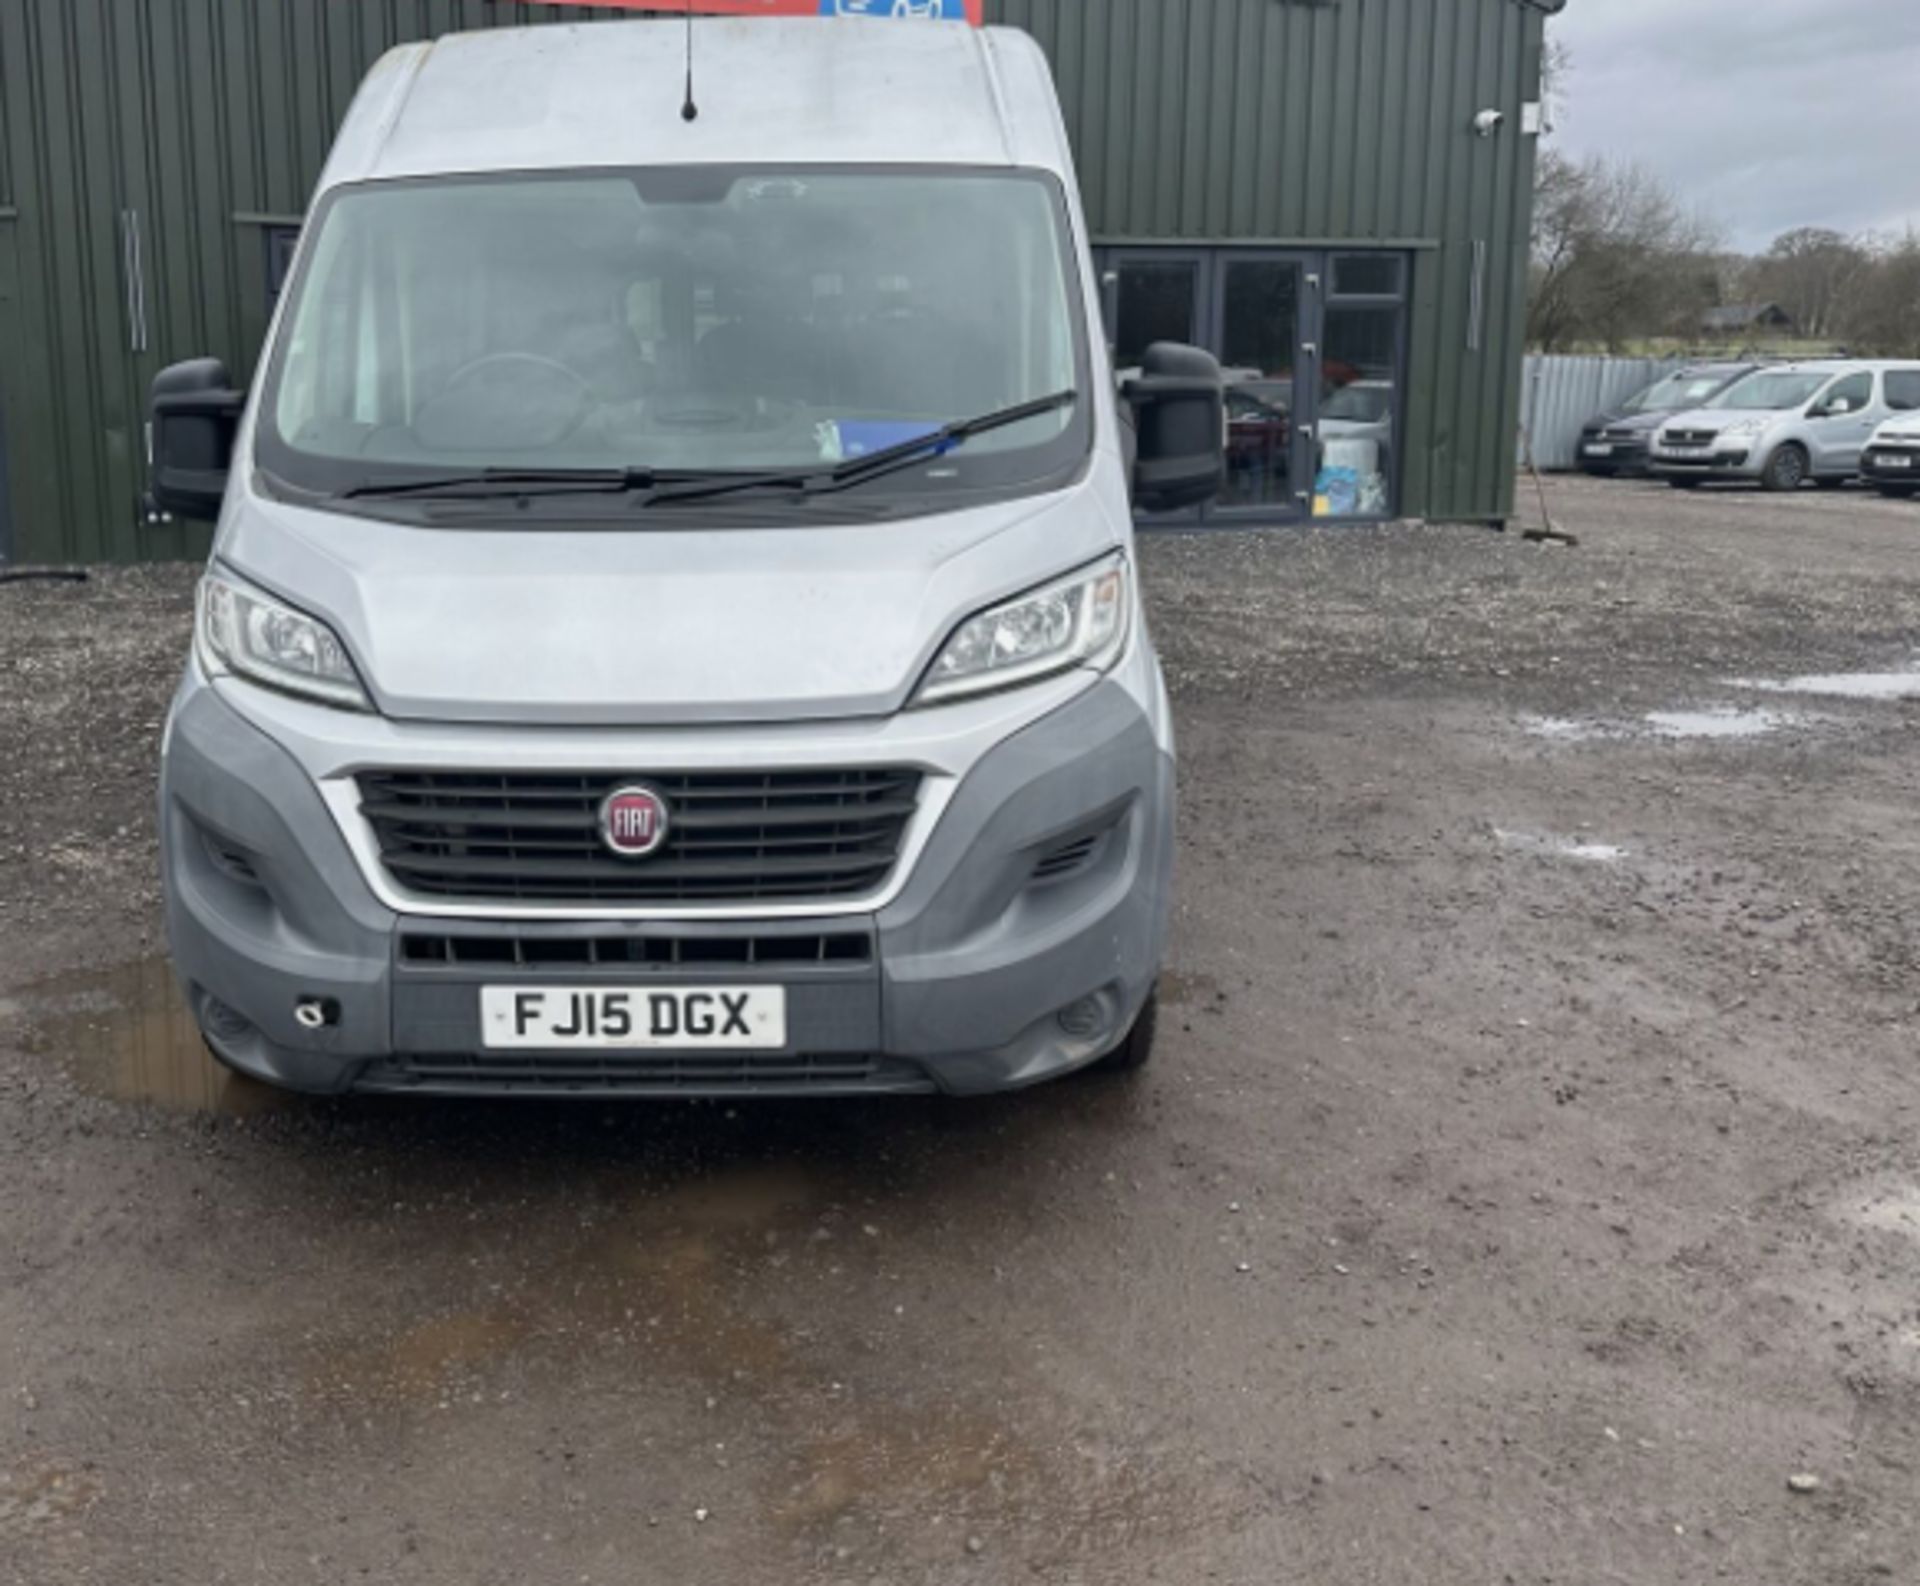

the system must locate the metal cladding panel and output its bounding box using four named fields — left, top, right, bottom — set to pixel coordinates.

left=988, top=0, right=1547, bottom=522
left=0, top=0, right=1548, bottom=561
